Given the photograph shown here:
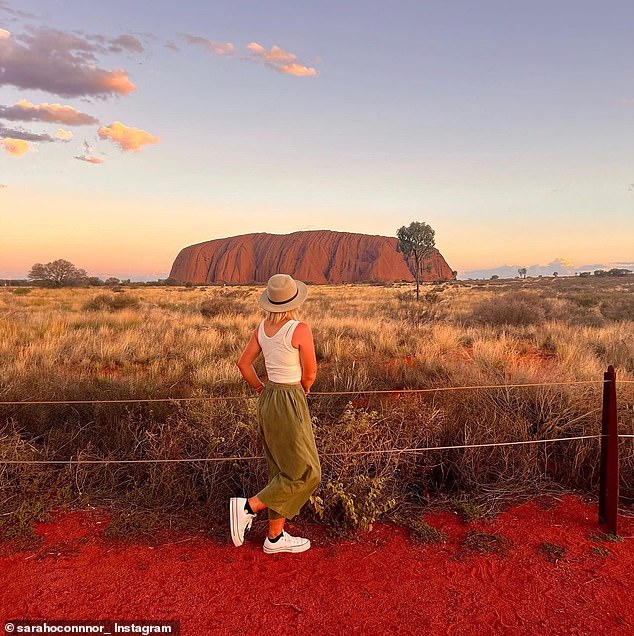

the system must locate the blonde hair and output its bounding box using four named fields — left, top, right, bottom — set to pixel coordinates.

left=265, top=308, right=299, bottom=324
